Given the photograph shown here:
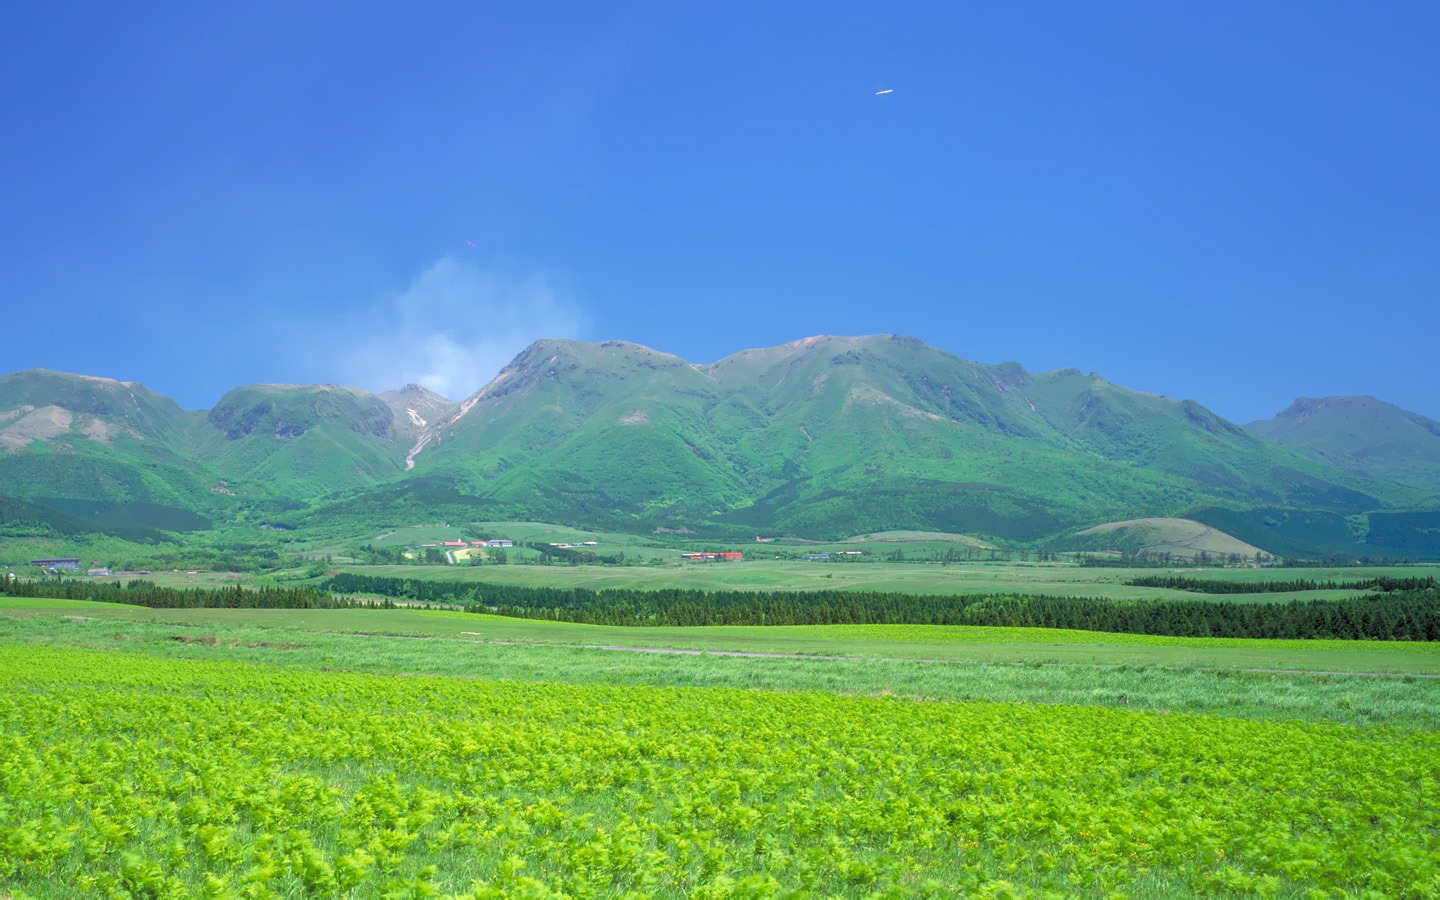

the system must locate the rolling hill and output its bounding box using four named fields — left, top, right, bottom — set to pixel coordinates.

left=1065, top=518, right=1269, bottom=561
